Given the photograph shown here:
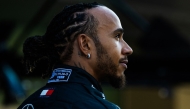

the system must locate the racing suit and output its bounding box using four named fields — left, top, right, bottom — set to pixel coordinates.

left=18, top=64, right=120, bottom=109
